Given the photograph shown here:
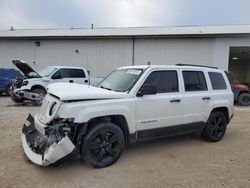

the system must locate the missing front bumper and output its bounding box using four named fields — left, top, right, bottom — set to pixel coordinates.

left=21, top=115, right=75, bottom=166
left=15, top=89, right=43, bottom=101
